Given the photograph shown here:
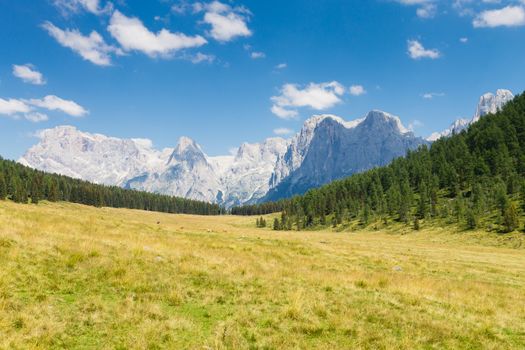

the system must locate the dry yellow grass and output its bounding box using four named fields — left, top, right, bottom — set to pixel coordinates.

left=1, top=200, right=524, bottom=349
